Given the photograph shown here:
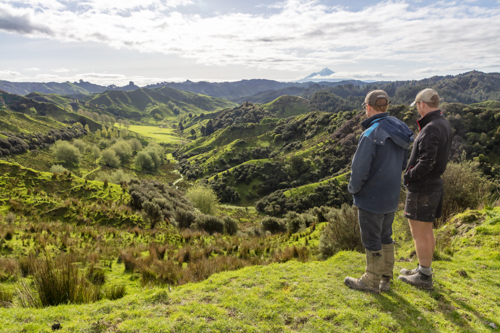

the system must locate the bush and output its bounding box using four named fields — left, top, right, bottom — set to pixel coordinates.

left=222, top=216, right=239, bottom=235
left=142, top=201, right=164, bottom=229
left=194, top=214, right=224, bottom=234
left=103, top=284, right=126, bottom=300
left=91, top=145, right=101, bottom=162
left=285, top=211, right=305, bottom=233
left=50, top=164, right=67, bottom=174
left=73, top=139, right=86, bottom=153
left=110, top=141, right=133, bottom=163
left=96, top=170, right=134, bottom=184
left=438, top=159, right=495, bottom=226
left=0, top=285, right=13, bottom=307
left=26, top=255, right=100, bottom=307
left=319, top=204, right=363, bottom=259
left=185, top=185, right=219, bottom=215
left=128, top=138, right=142, bottom=152
left=134, top=151, right=155, bottom=171
left=97, top=139, right=111, bottom=149
left=51, top=141, right=81, bottom=166
left=173, top=208, right=197, bottom=229
left=261, top=216, right=287, bottom=234
left=4, top=212, right=15, bottom=224
left=101, top=148, right=120, bottom=168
